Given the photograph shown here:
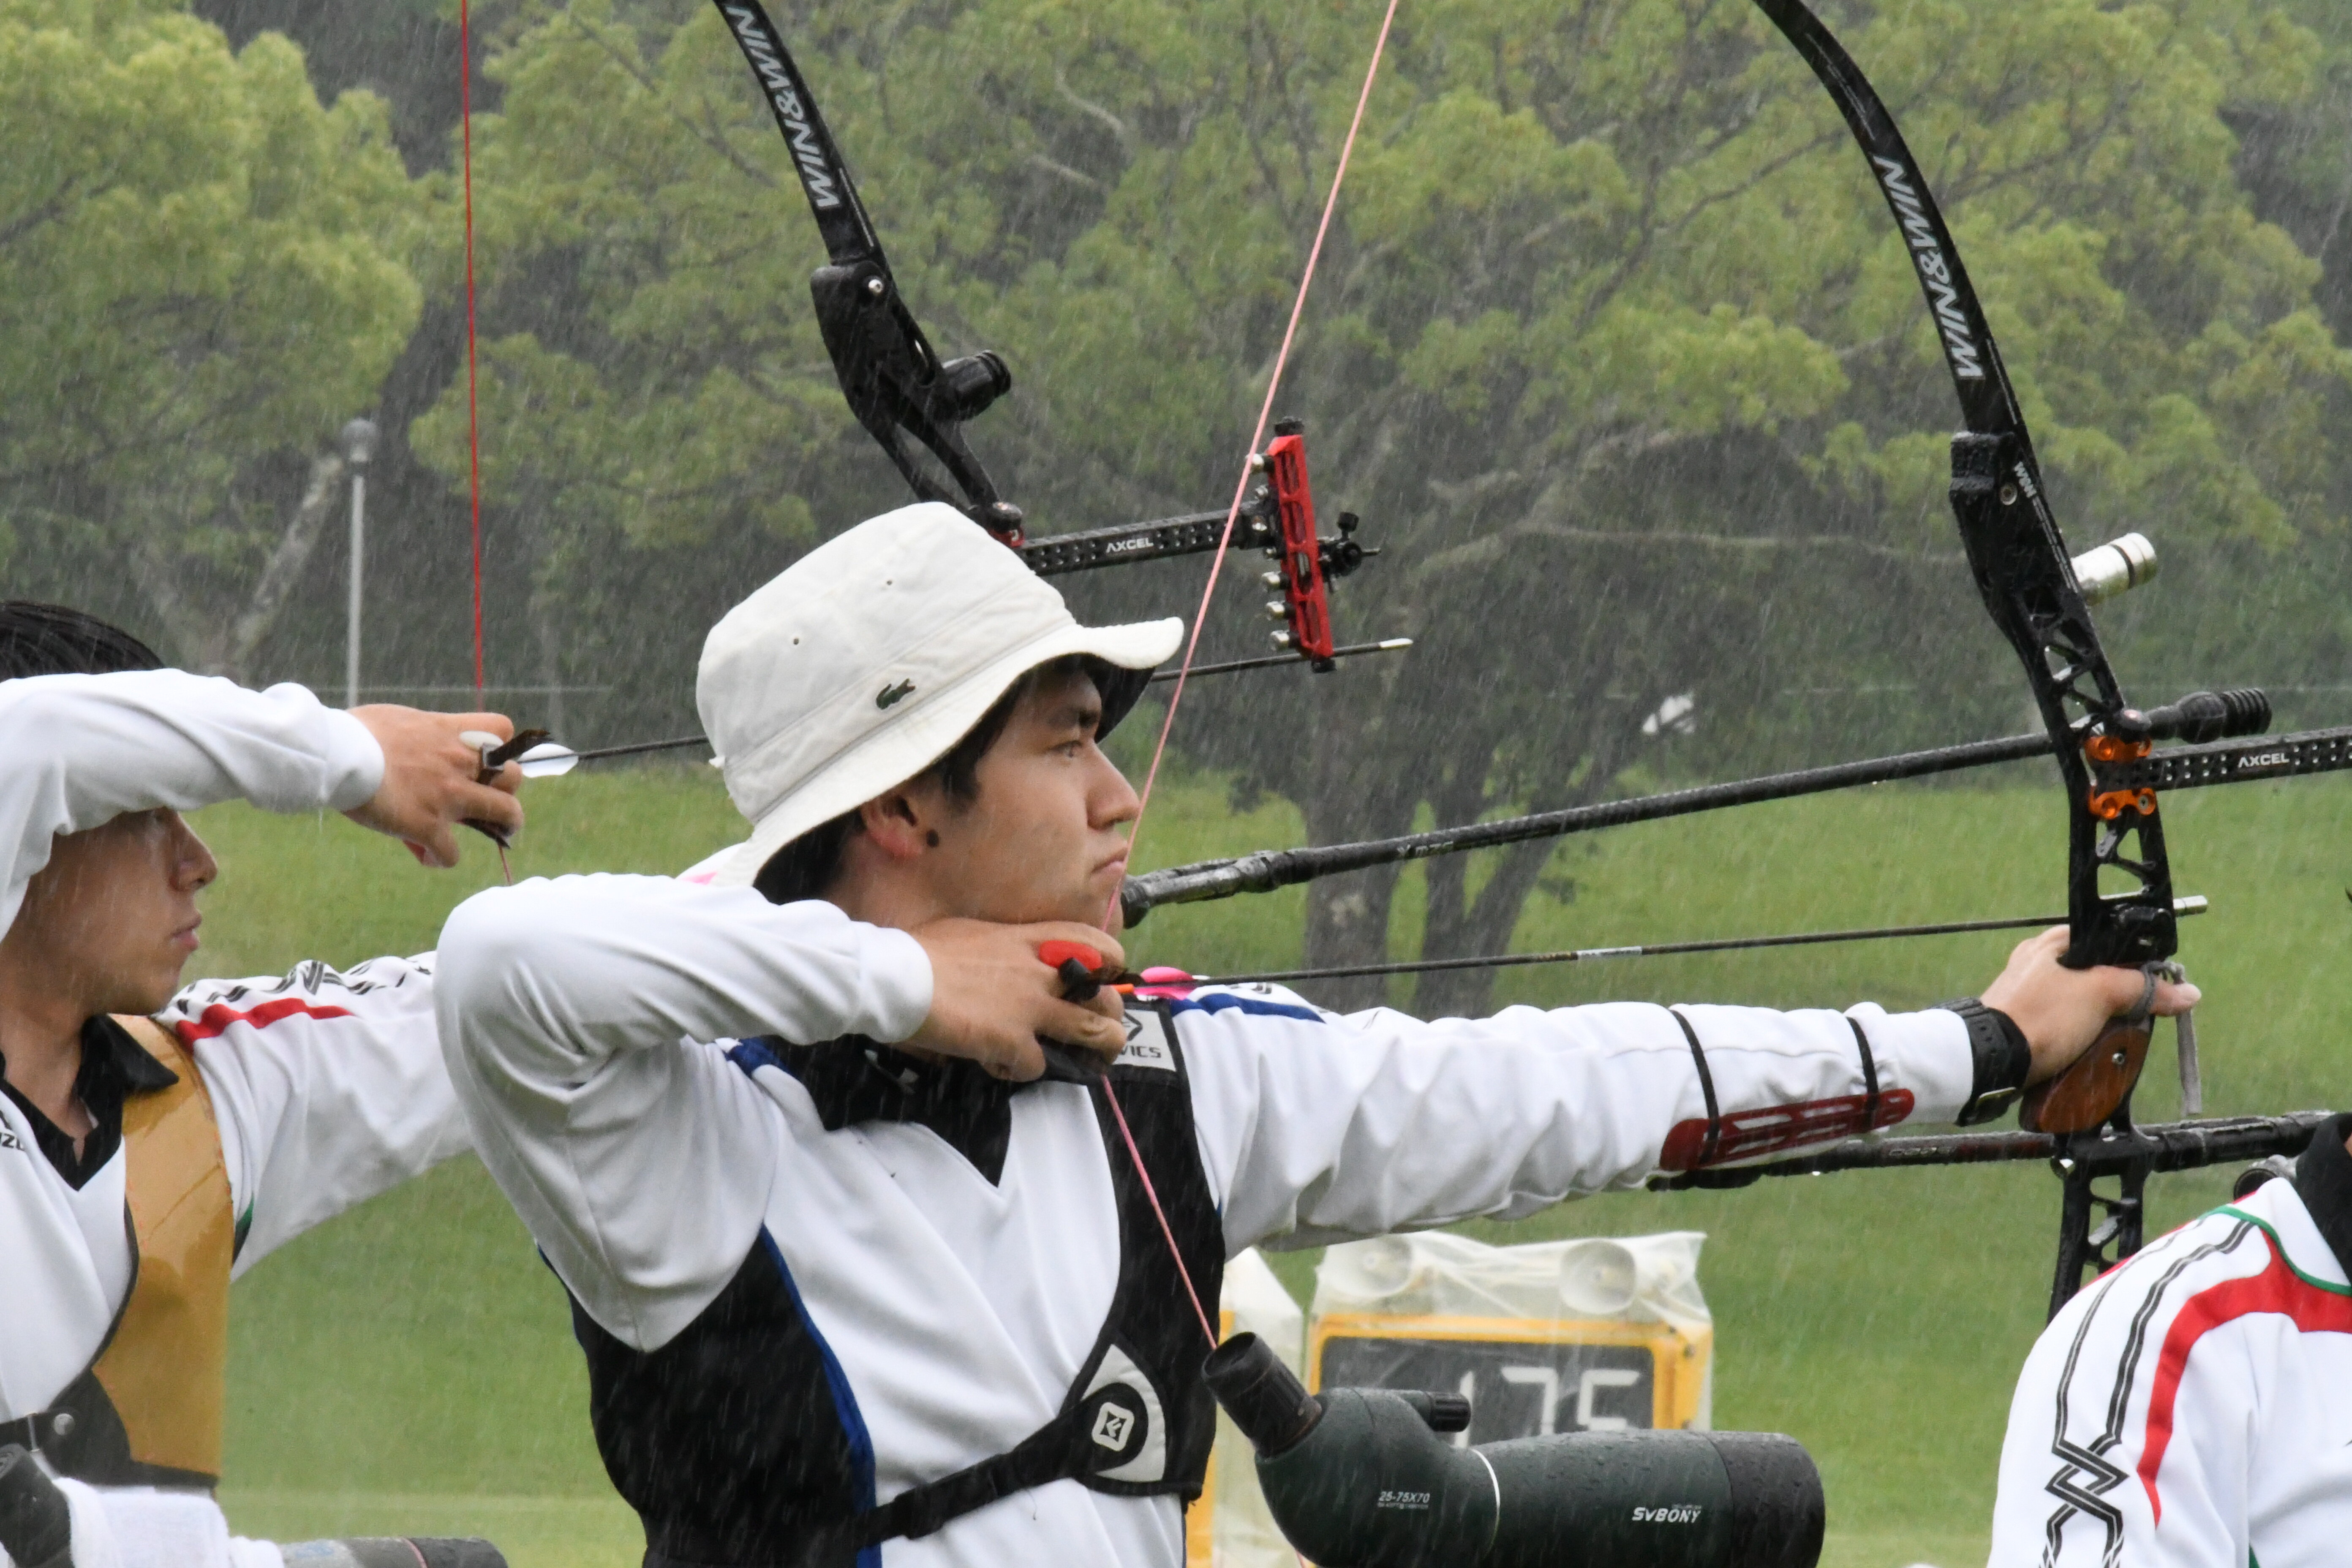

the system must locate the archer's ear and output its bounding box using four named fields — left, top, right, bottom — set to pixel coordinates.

left=858, top=790, right=932, bottom=862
